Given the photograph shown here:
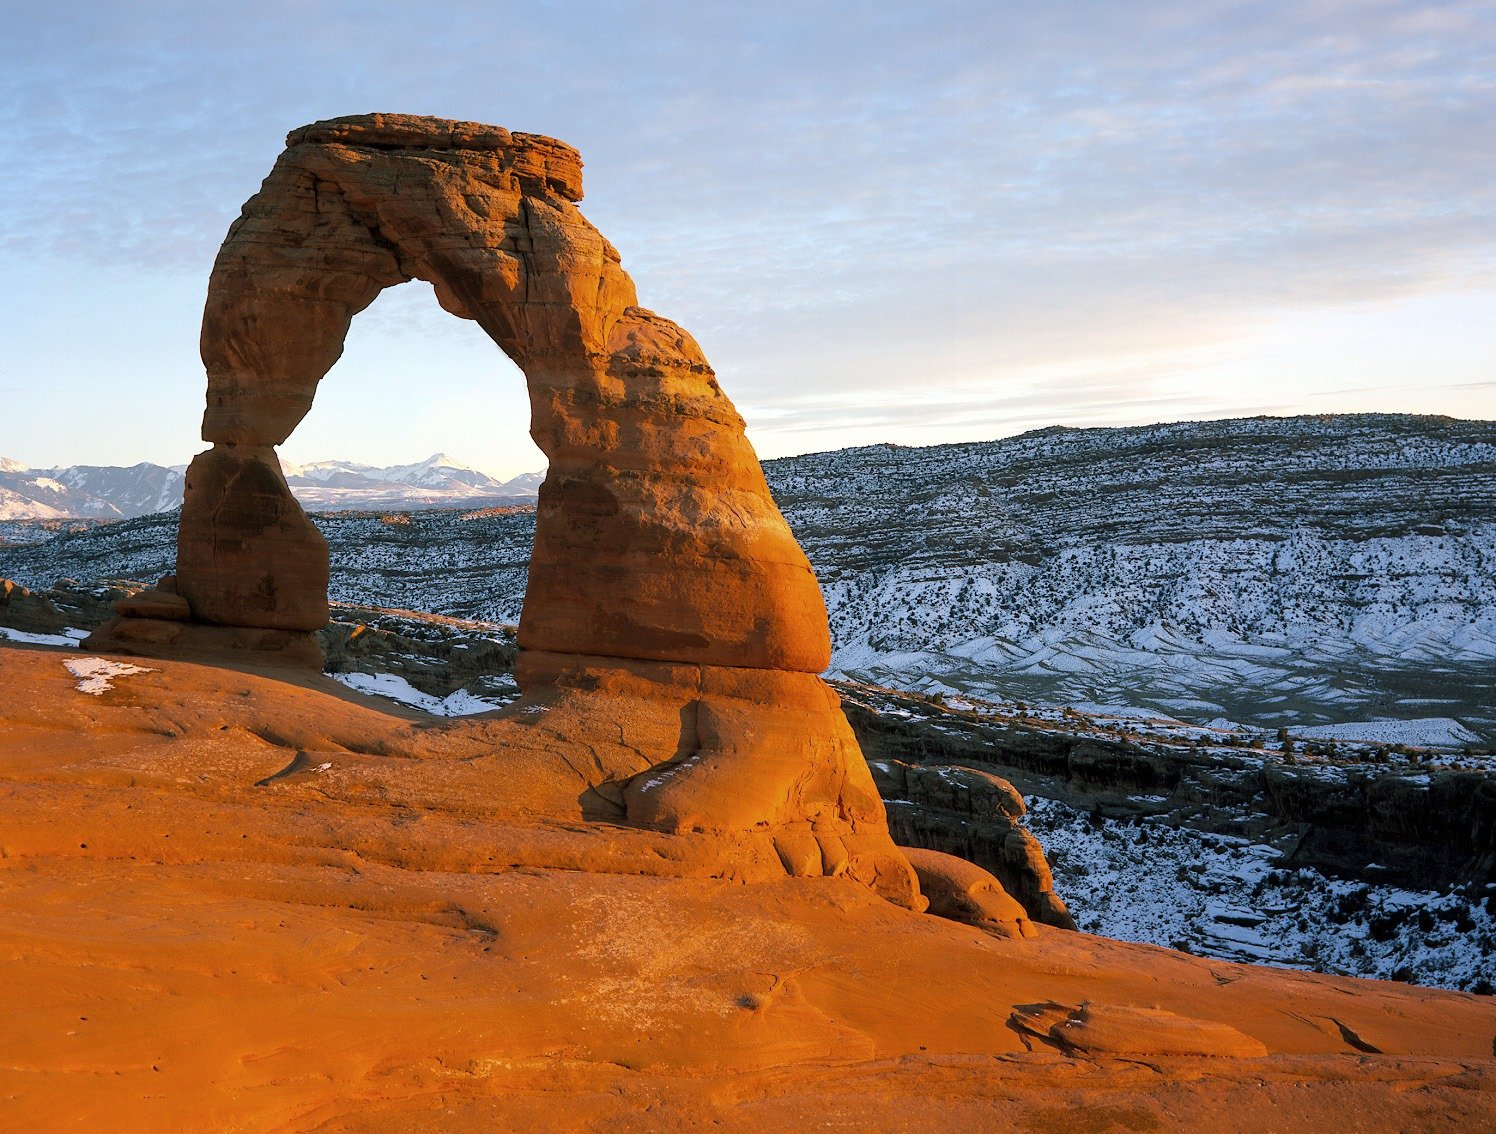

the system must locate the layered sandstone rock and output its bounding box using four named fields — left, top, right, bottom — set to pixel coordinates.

left=871, top=758, right=1075, bottom=927
left=903, top=846, right=1037, bottom=939
left=184, top=112, right=827, bottom=672
left=1011, top=1001, right=1271, bottom=1058
left=114, top=588, right=190, bottom=622
left=96, top=113, right=915, bottom=903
